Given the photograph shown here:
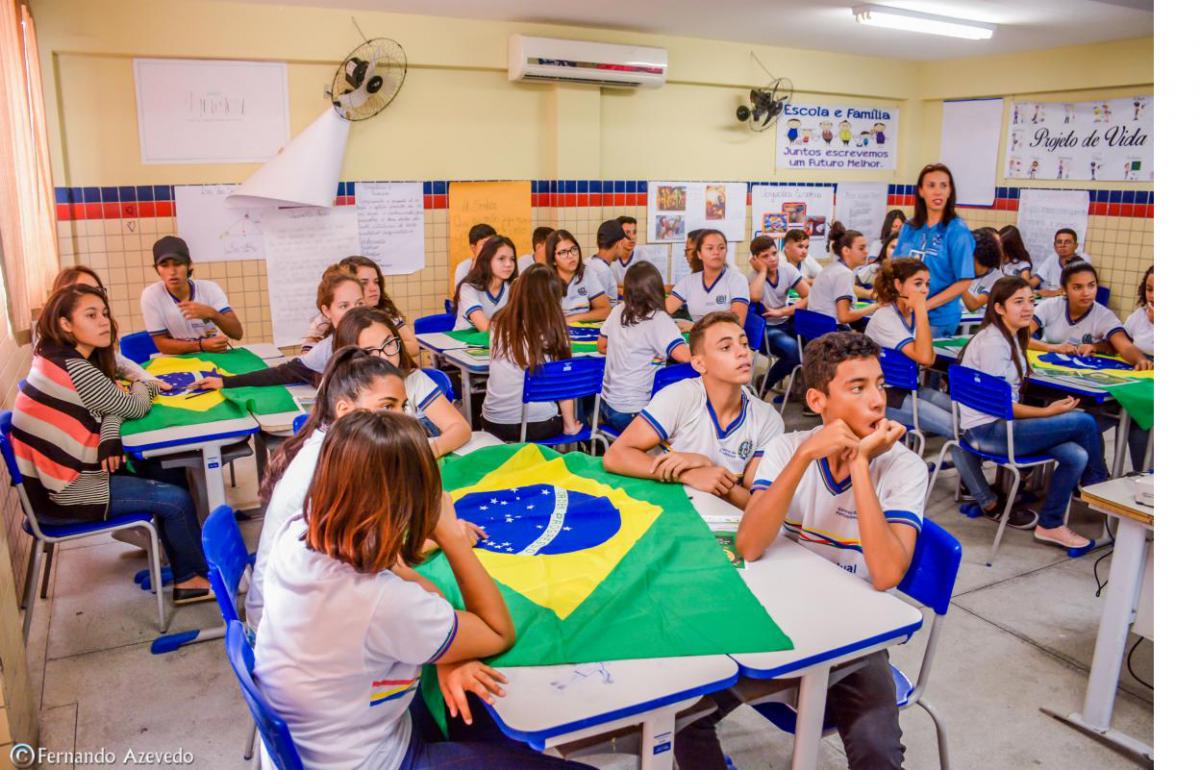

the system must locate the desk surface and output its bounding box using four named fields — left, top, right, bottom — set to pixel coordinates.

left=1081, top=476, right=1154, bottom=526
left=933, top=339, right=1112, bottom=401
left=417, top=331, right=473, bottom=353
left=121, top=414, right=259, bottom=452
